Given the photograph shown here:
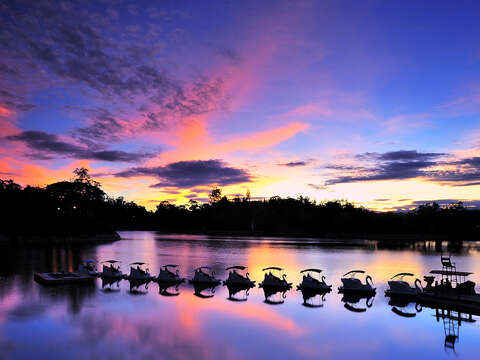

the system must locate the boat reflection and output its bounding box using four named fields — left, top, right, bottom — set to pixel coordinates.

left=158, top=282, right=181, bottom=297
left=433, top=307, right=475, bottom=353
left=128, top=279, right=150, bottom=295
left=192, top=282, right=219, bottom=298
left=388, top=297, right=422, bottom=318
left=341, top=293, right=375, bottom=313
left=299, top=288, right=330, bottom=308
left=37, top=283, right=95, bottom=314
left=262, top=286, right=288, bottom=305
left=101, top=277, right=121, bottom=292
left=225, top=283, right=253, bottom=302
